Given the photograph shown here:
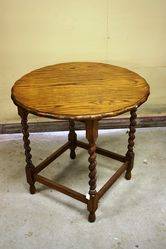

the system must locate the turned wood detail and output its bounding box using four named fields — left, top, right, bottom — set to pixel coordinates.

left=18, top=106, right=36, bottom=194
left=11, top=62, right=150, bottom=223
left=68, top=120, right=77, bottom=159
left=88, top=142, right=97, bottom=194
left=86, top=120, right=98, bottom=222
left=125, top=107, right=137, bottom=180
